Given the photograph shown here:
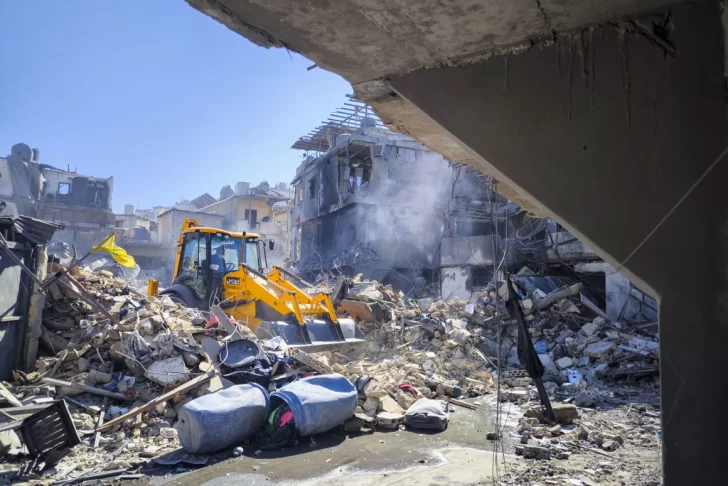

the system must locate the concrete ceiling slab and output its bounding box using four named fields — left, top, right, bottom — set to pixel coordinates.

left=188, top=0, right=681, bottom=83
